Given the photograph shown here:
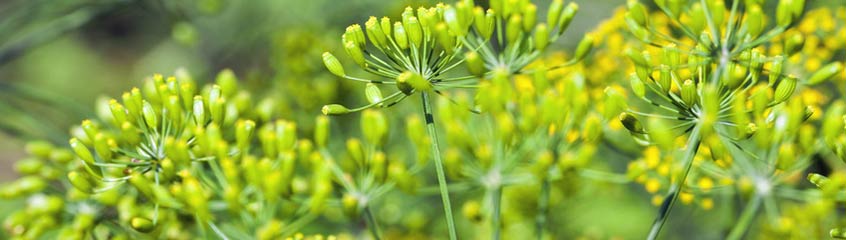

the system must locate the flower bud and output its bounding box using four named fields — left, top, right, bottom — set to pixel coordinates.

left=619, top=112, right=644, bottom=134
left=130, top=217, right=154, bottom=233
left=658, top=65, right=672, bottom=92
left=397, top=71, right=431, bottom=92
left=342, top=193, right=361, bottom=218
left=534, top=23, right=550, bottom=51
left=236, top=120, right=255, bottom=153
left=773, top=75, right=797, bottom=105
left=808, top=62, right=843, bottom=85
left=583, top=114, right=602, bottom=143
left=522, top=4, right=537, bottom=32
left=276, top=120, right=297, bottom=151
left=465, top=51, right=486, bottom=77
left=474, top=8, right=495, bottom=40
left=681, top=79, right=697, bottom=107
left=68, top=171, right=95, bottom=194
left=506, top=14, right=523, bottom=46
left=435, top=23, right=457, bottom=53
left=362, top=110, right=388, bottom=146
left=315, top=116, right=330, bottom=148
left=546, top=0, right=563, bottom=29
left=783, top=31, right=805, bottom=56
left=626, top=0, right=648, bottom=27
left=216, top=69, right=238, bottom=98
left=80, top=120, right=99, bottom=141
left=345, top=24, right=366, bottom=49
left=462, top=200, right=483, bottom=223
left=604, top=87, right=628, bottom=120
left=444, top=6, right=467, bottom=37
left=92, top=133, right=113, bottom=162
left=745, top=5, right=764, bottom=38
left=776, top=0, right=797, bottom=27
left=343, top=41, right=366, bottom=67
left=769, top=56, right=785, bottom=85
left=572, top=34, right=594, bottom=61
left=69, top=138, right=95, bottom=166
left=404, top=17, right=423, bottom=47
left=556, top=3, right=578, bottom=35
left=365, top=16, right=388, bottom=49
left=322, top=52, right=345, bottom=77
left=630, top=74, right=646, bottom=98
left=371, top=151, right=387, bottom=182
left=807, top=173, right=829, bottom=188
left=322, top=104, right=350, bottom=115
left=365, top=83, right=383, bottom=105
left=393, top=22, right=409, bottom=50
